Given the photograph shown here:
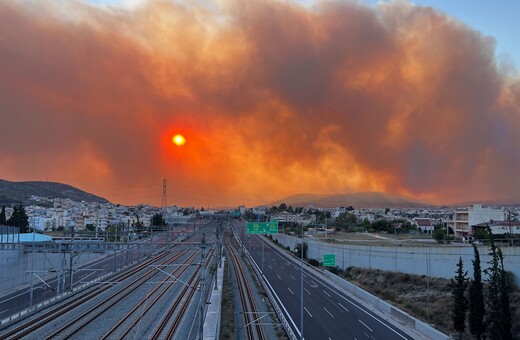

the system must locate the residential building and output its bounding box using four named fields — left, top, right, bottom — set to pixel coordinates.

left=413, top=218, right=433, bottom=233
left=450, top=204, right=506, bottom=237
